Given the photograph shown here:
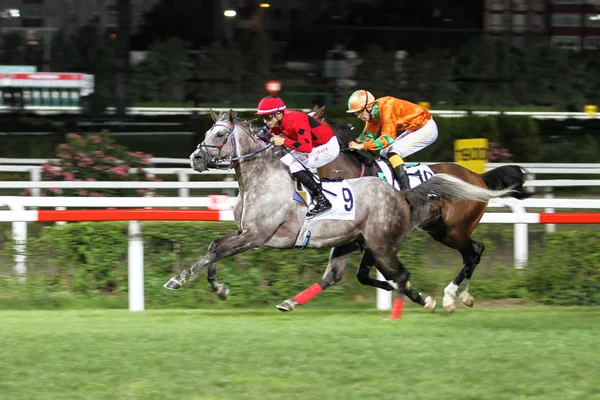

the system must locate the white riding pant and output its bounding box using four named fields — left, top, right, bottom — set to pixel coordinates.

left=280, top=136, right=340, bottom=173
left=380, top=118, right=438, bottom=159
